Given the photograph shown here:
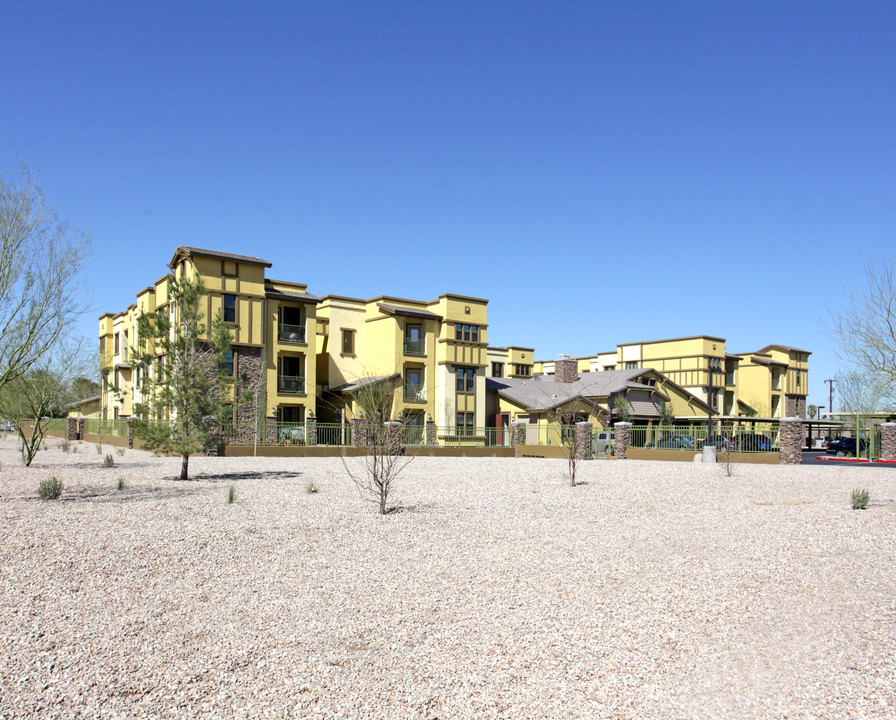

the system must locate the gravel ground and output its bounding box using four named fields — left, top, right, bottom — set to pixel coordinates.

left=1, top=434, right=895, bottom=720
